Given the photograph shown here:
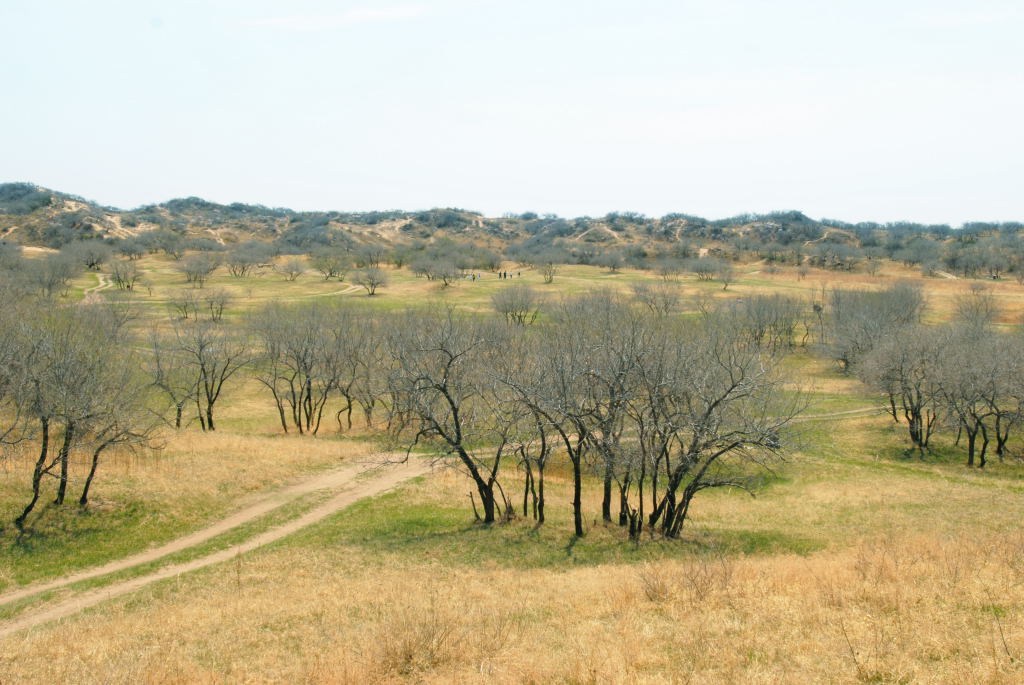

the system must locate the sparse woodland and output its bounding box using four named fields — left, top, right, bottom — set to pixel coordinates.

left=6, top=193, right=1024, bottom=680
